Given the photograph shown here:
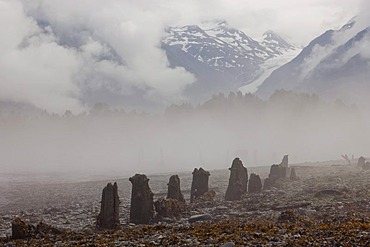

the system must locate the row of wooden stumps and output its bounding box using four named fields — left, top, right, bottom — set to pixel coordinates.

left=95, top=155, right=297, bottom=230
left=96, top=174, right=186, bottom=229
